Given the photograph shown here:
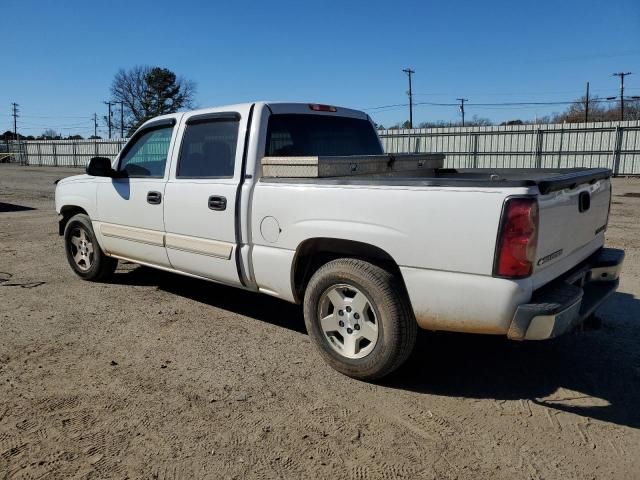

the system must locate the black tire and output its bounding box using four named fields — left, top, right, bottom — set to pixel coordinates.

left=303, top=258, right=417, bottom=380
left=583, top=313, right=602, bottom=330
left=63, top=213, right=117, bottom=281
